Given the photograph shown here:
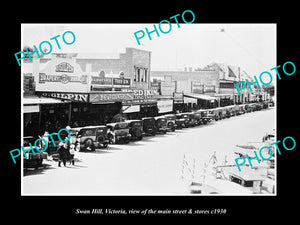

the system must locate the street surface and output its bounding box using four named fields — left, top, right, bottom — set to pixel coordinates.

left=23, top=107, right=275, bottom=195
